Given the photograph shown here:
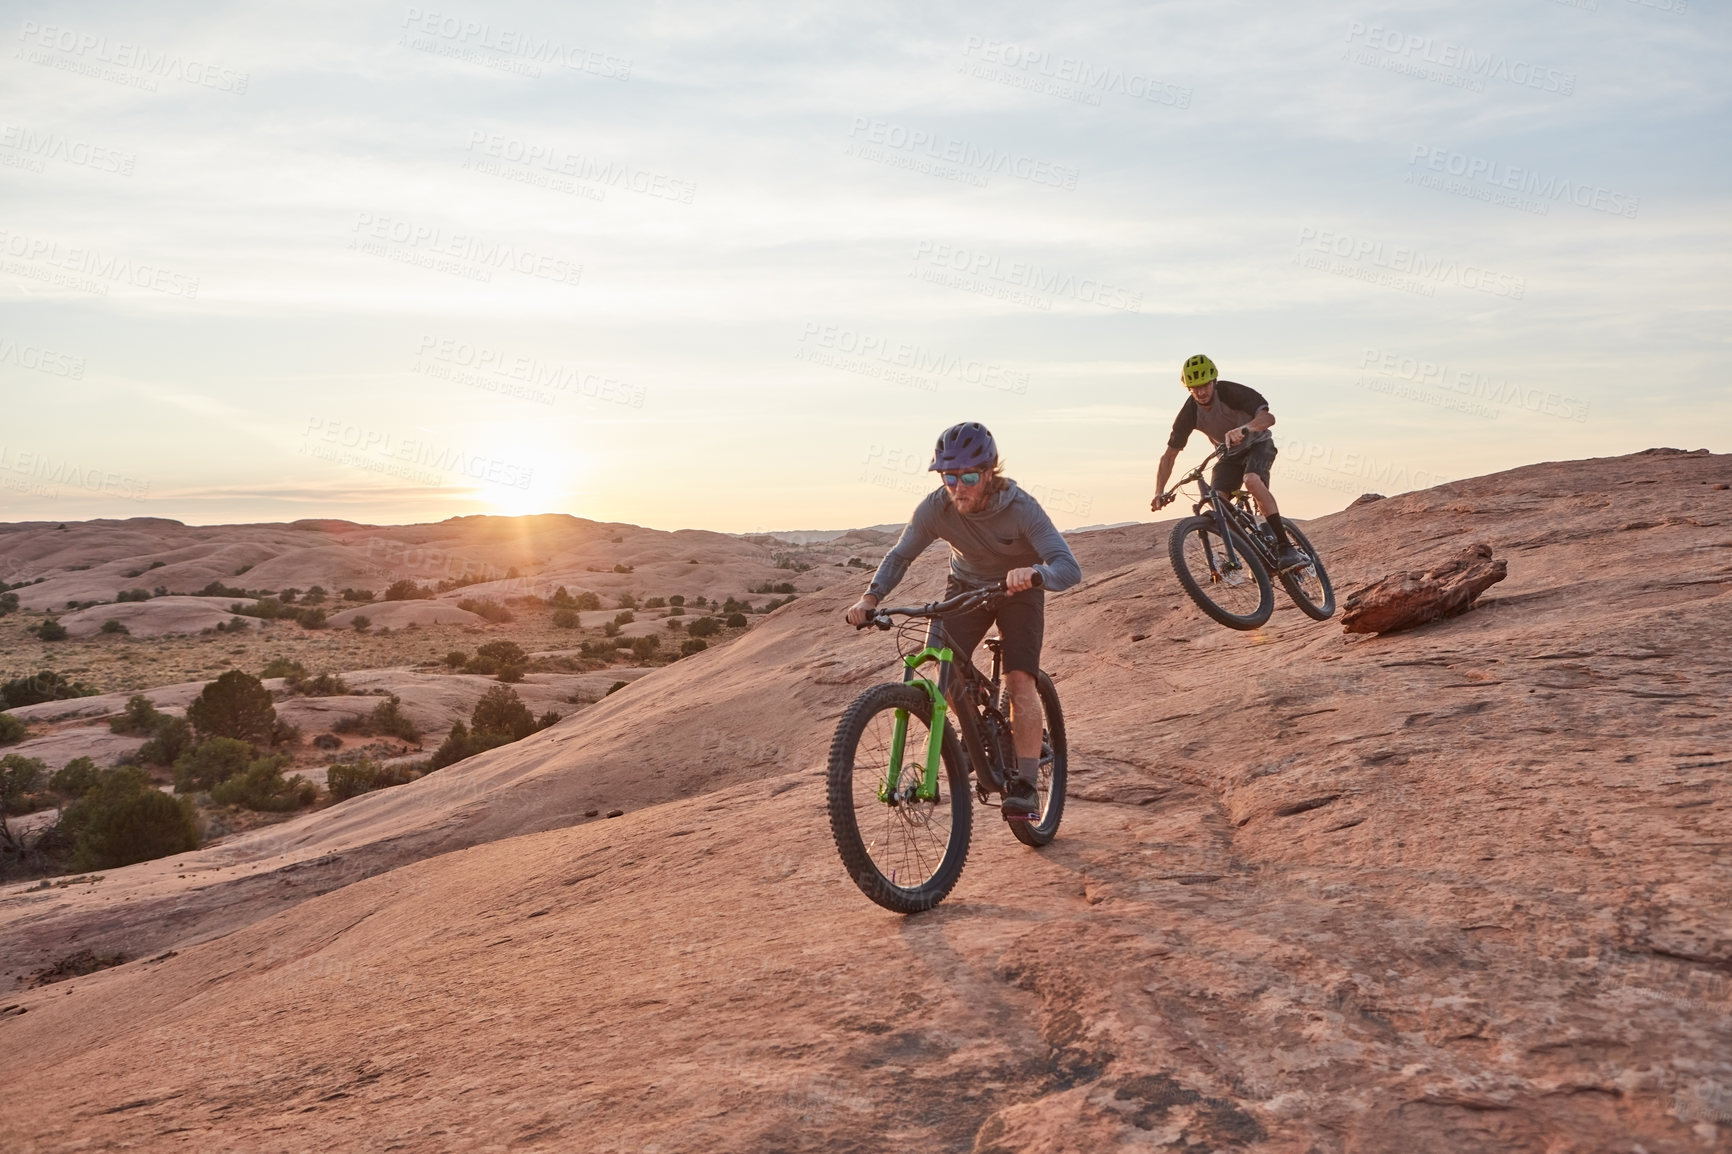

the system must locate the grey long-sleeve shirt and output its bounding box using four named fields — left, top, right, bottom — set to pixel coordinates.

left=866, top=480, right=1082, bottom=601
